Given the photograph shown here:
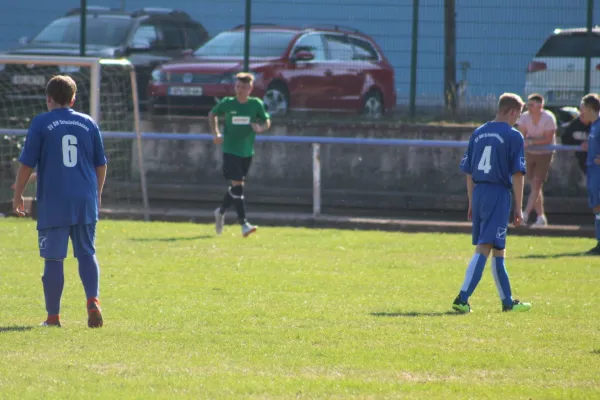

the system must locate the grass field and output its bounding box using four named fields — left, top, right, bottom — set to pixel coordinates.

left=0, top=219, right=599, bottom=399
